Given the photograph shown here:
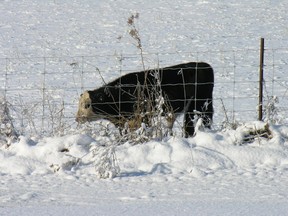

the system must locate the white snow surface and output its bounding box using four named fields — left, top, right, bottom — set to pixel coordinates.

left=1, top=0, right=288, bottom=215
left=1, top=123, right=288, bottom=215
